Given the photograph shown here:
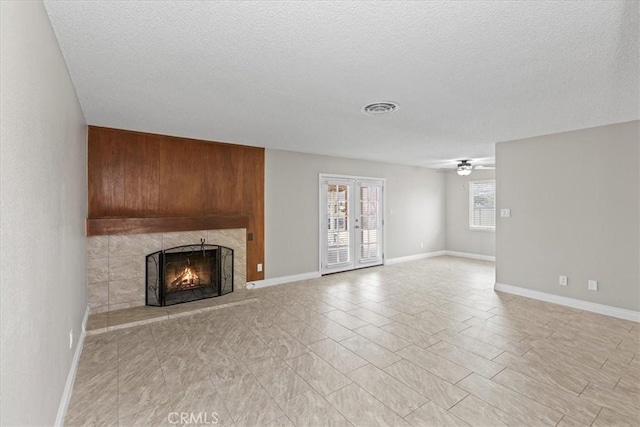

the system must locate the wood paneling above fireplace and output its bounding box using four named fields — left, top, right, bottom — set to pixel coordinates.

left=87, top=126, right=264, bottom=281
